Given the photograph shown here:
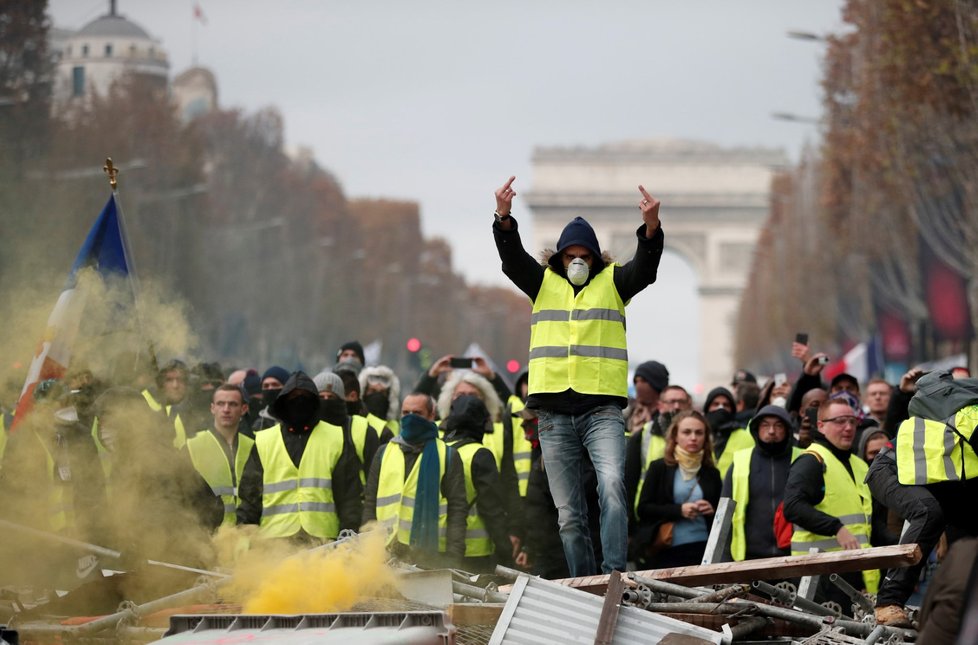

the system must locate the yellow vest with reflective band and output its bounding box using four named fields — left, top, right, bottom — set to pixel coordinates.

left=349, top=415, right=369, bottom=484
left=483, top=419, right=533, bottom=497
left=715, top=428, right=755, bottom=481
left=186, top=430, right=255, bottom=526
left=449, top=441, right=494, bottom=557
left=254, top=422, right=344, bottom=539
left=375, top=439, right=449, bottom=551
left=790, top=443, right=879, bottom=593
left=508, top=395, right=525, bottom=416
left=633, top=422, right=666, bottom=516
left=366, top=413, right=399, bottom=439
left=141, top=389, right=187, bottom=448
left=528, top=267, right=628, bottom=398
left=729, top=446, right=803, bottom=561
left=0, top=413, right=8, bottom=473
left=33, top=429, right=73, bottom=533
left=896, top=405, right=978, bottom=485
